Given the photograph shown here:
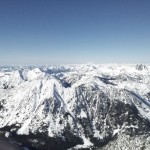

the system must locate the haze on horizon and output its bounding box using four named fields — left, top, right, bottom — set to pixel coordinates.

left=0, top=0, right=150, bottom=65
